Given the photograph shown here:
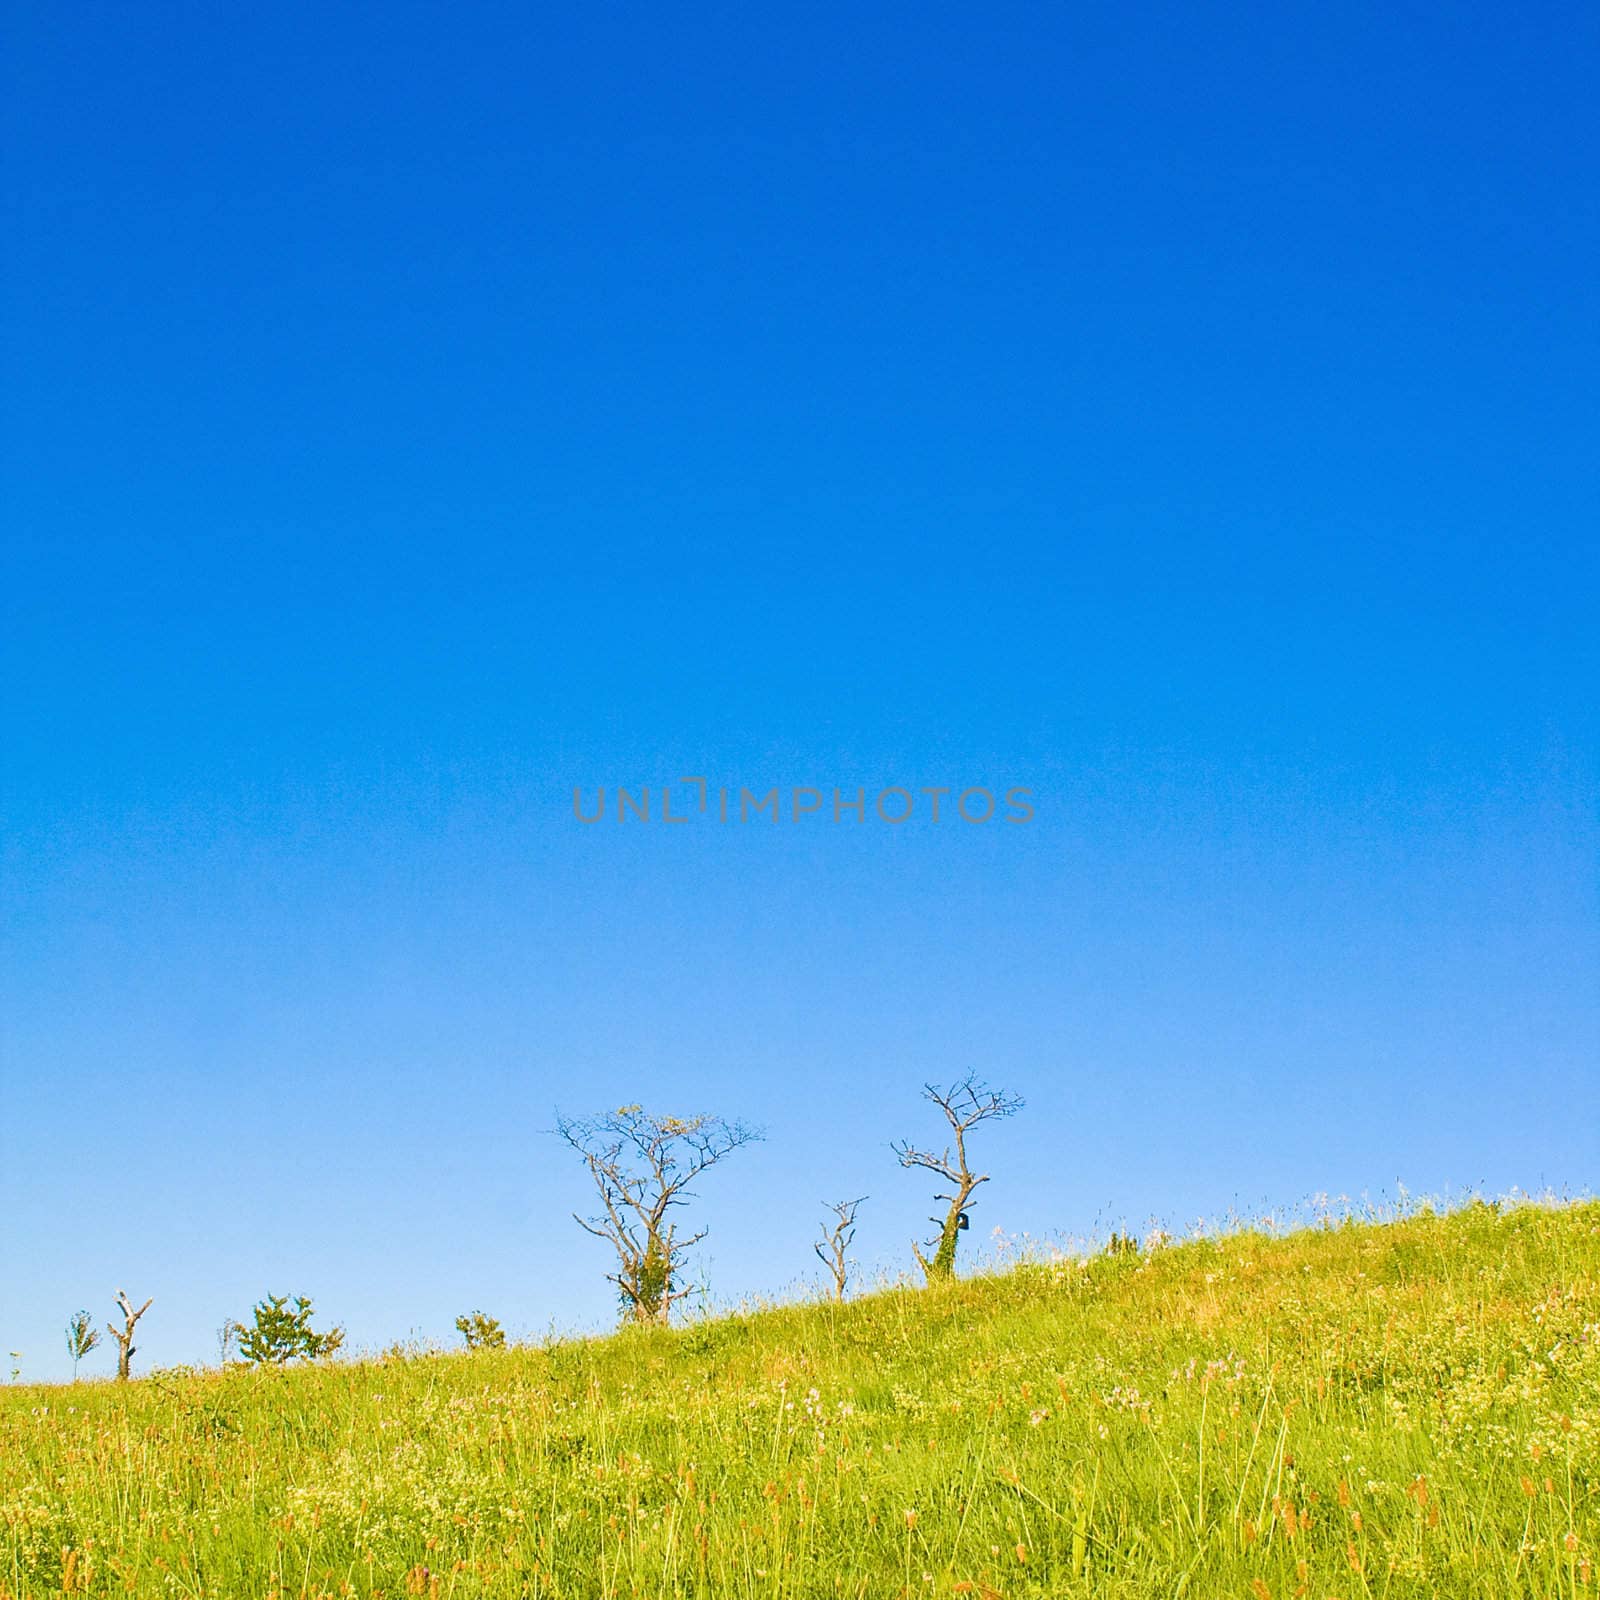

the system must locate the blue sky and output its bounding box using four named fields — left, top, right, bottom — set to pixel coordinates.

left=3, top=3, right=1596, bottom=1380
